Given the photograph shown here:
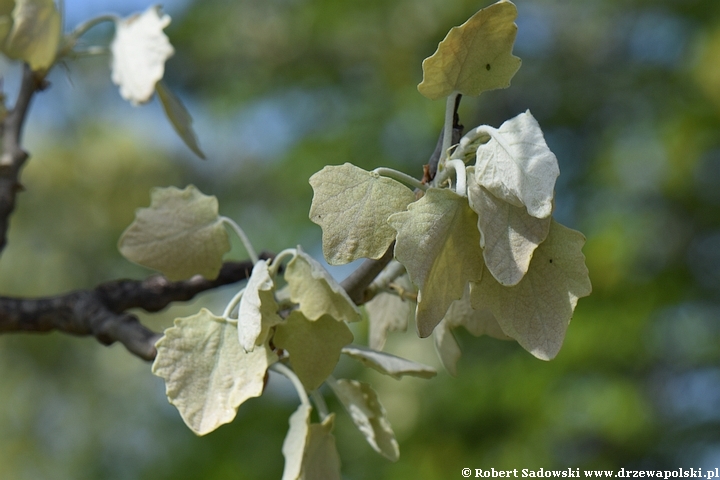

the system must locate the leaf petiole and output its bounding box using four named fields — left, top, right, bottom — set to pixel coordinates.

left=372, top=168, right=427, bottom=192
left=221, top=217, right=259, bottom=264
left=222, top=287, right=246, bottom=319
left=441, top=92, right=461, bottom=161
left=272, top=362, right=311, bottom=407
left=268, top=248, right=298, bottom=277
left=310, top=389, right=330, bottom=421
left=446, top=159, right=467, bottom=196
